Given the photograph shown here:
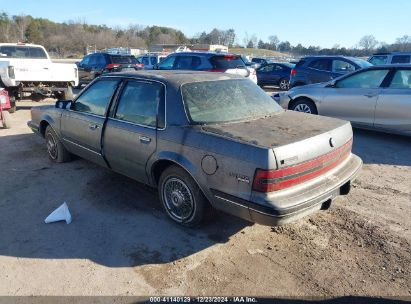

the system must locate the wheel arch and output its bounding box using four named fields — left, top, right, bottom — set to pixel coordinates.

left=288, top=96, right=316, bottom=110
